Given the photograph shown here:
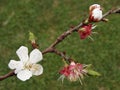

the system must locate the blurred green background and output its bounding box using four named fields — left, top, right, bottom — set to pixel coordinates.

left=0, top=0, right=120, bottom=90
